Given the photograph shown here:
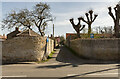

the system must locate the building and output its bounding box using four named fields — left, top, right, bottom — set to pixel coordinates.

left=66, top=33, right=113, bottom=39
left=3, top=28, right=55, bottom=63
left=17, top=29, right=40, bottom=37
left=7, top=27, right=40, bottom=39
left=55, top=37, right=60, bottom=43
left=0, top=34, right=7, bottom=41
left=7, top=27, right=21, bottom=39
